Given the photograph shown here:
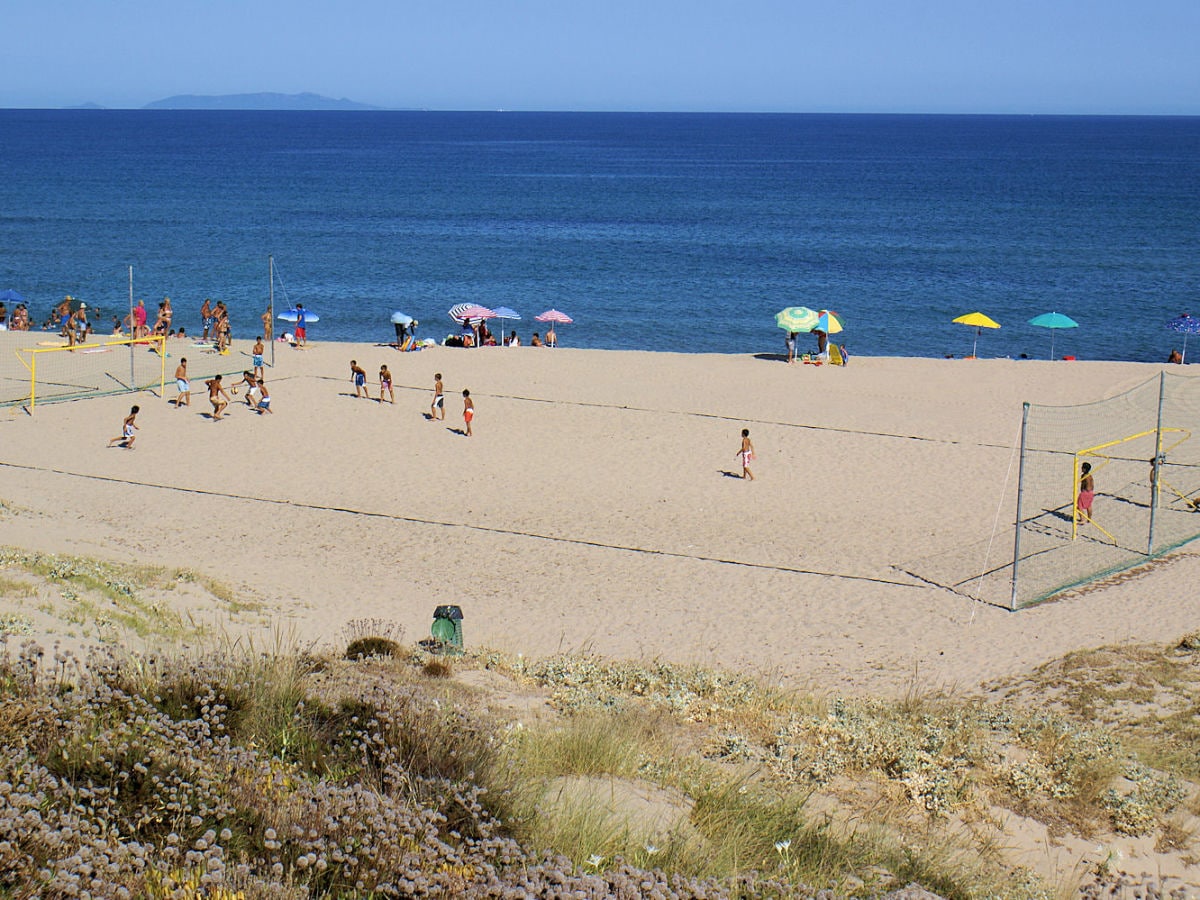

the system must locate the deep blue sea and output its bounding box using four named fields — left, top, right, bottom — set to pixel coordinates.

left=1, top=110, right=1198, bottom=360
